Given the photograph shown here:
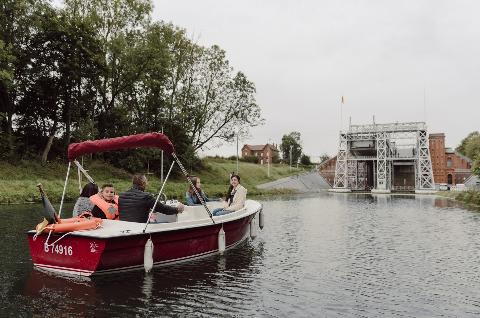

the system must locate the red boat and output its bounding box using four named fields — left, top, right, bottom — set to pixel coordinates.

left=27, top=133, right=263, bottom=276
